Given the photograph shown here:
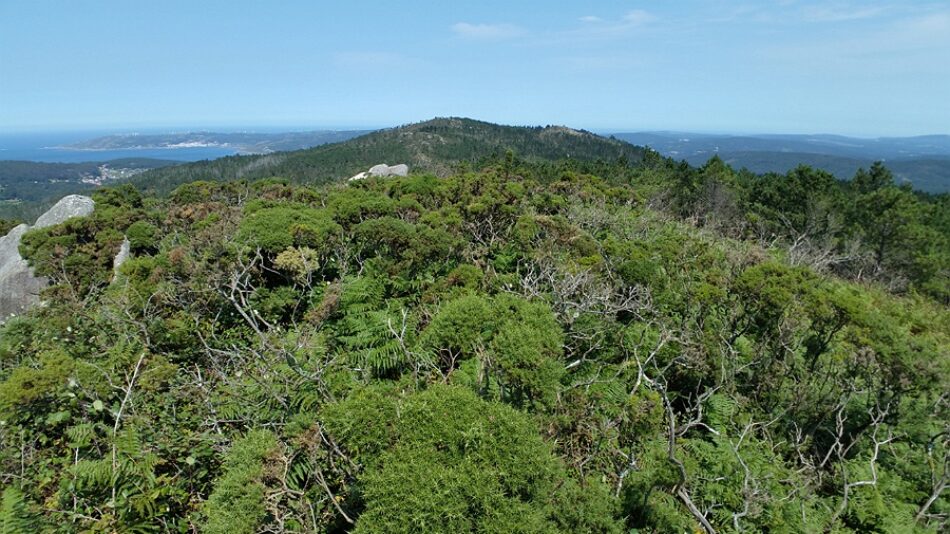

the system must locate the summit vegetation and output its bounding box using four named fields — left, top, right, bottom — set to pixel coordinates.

left=0, top=118, right=947, bottom=532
